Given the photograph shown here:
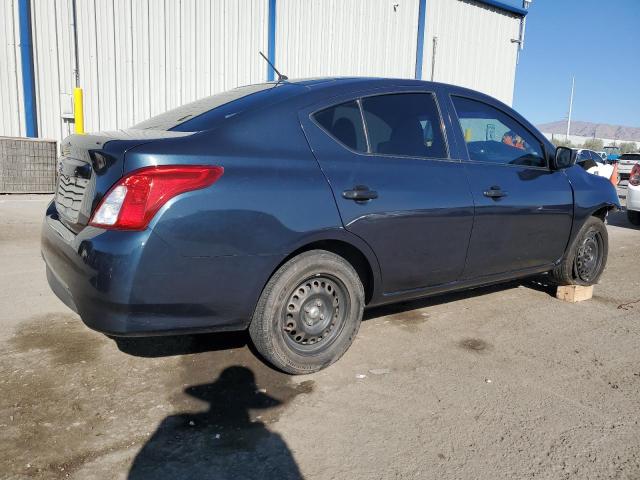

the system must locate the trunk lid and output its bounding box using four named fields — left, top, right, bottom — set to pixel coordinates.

left=55, top=129, right=191, bottom=233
